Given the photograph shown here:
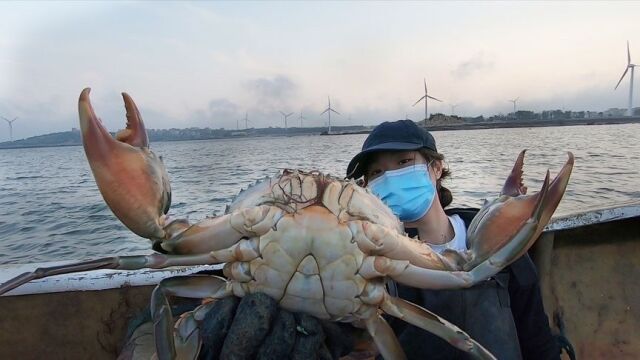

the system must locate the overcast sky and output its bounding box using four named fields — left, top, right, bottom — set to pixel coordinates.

left=1, top=1, right=639, bottom=139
